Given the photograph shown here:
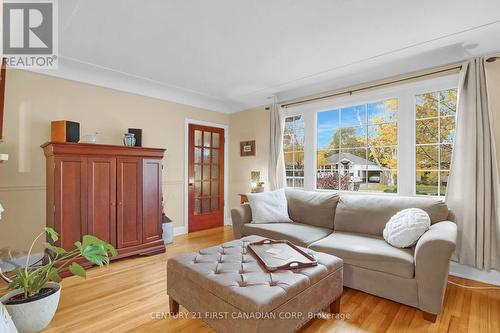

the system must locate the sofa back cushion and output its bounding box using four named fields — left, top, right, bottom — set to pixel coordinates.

left=334, top=194, right=449, bottom=236
left=285, top=189, right=340, bottom=229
